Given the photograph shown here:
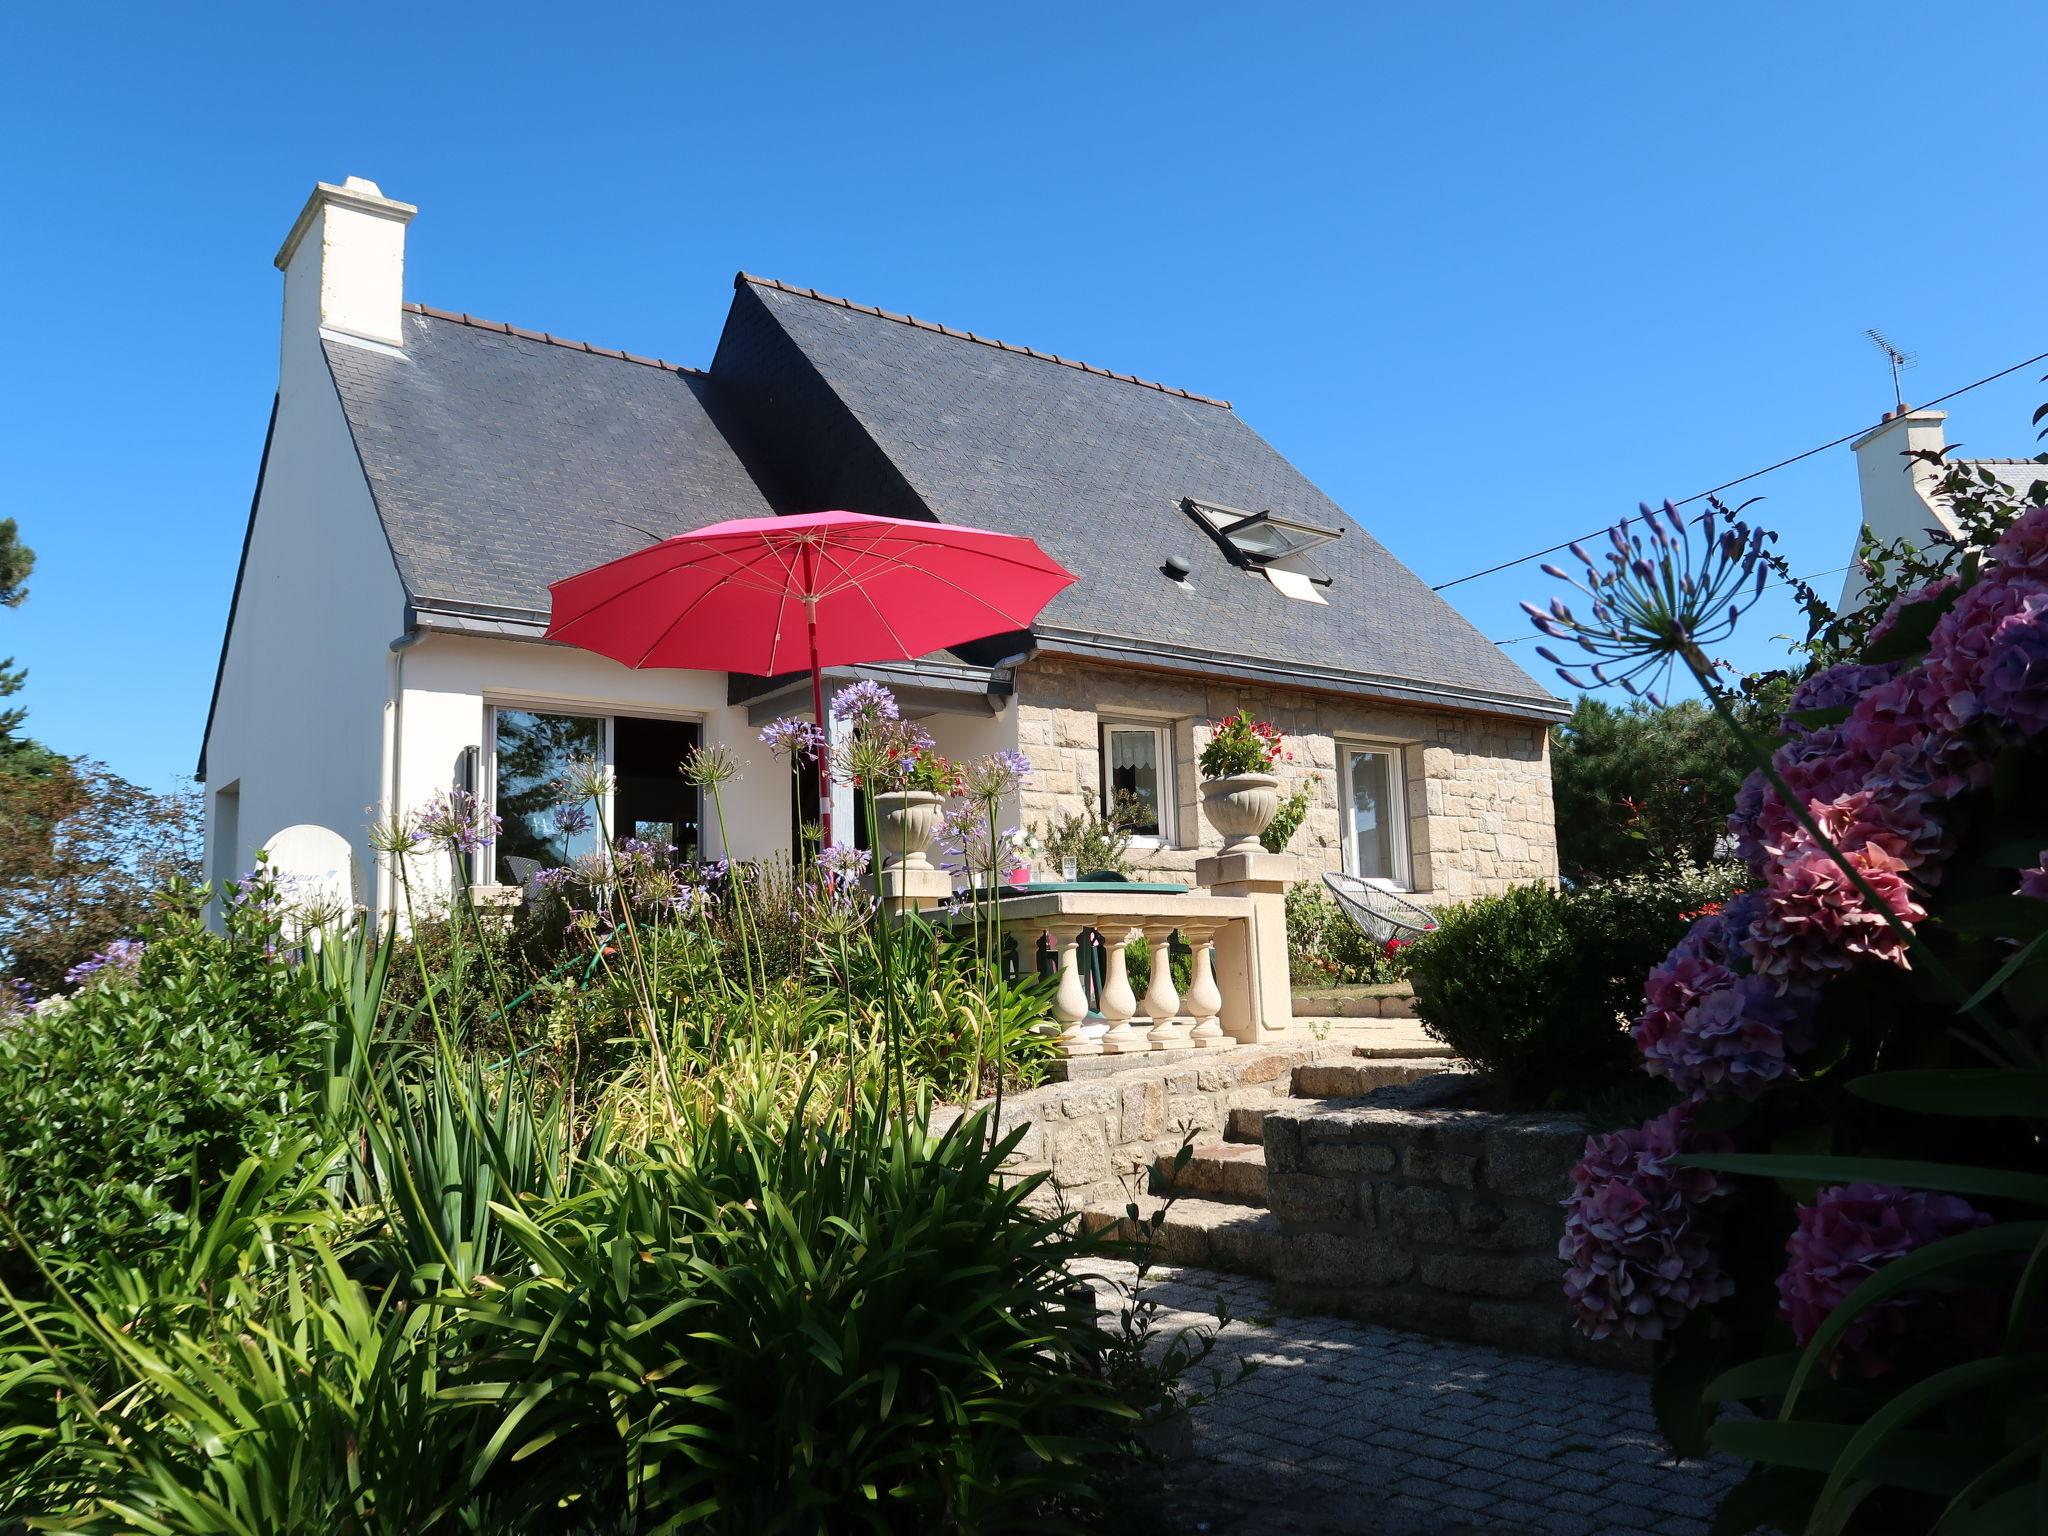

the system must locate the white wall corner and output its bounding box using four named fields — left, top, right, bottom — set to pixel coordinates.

left=275, top=176, right=417, bottom=360
left=1842, top=408, right=1953, bottom=609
